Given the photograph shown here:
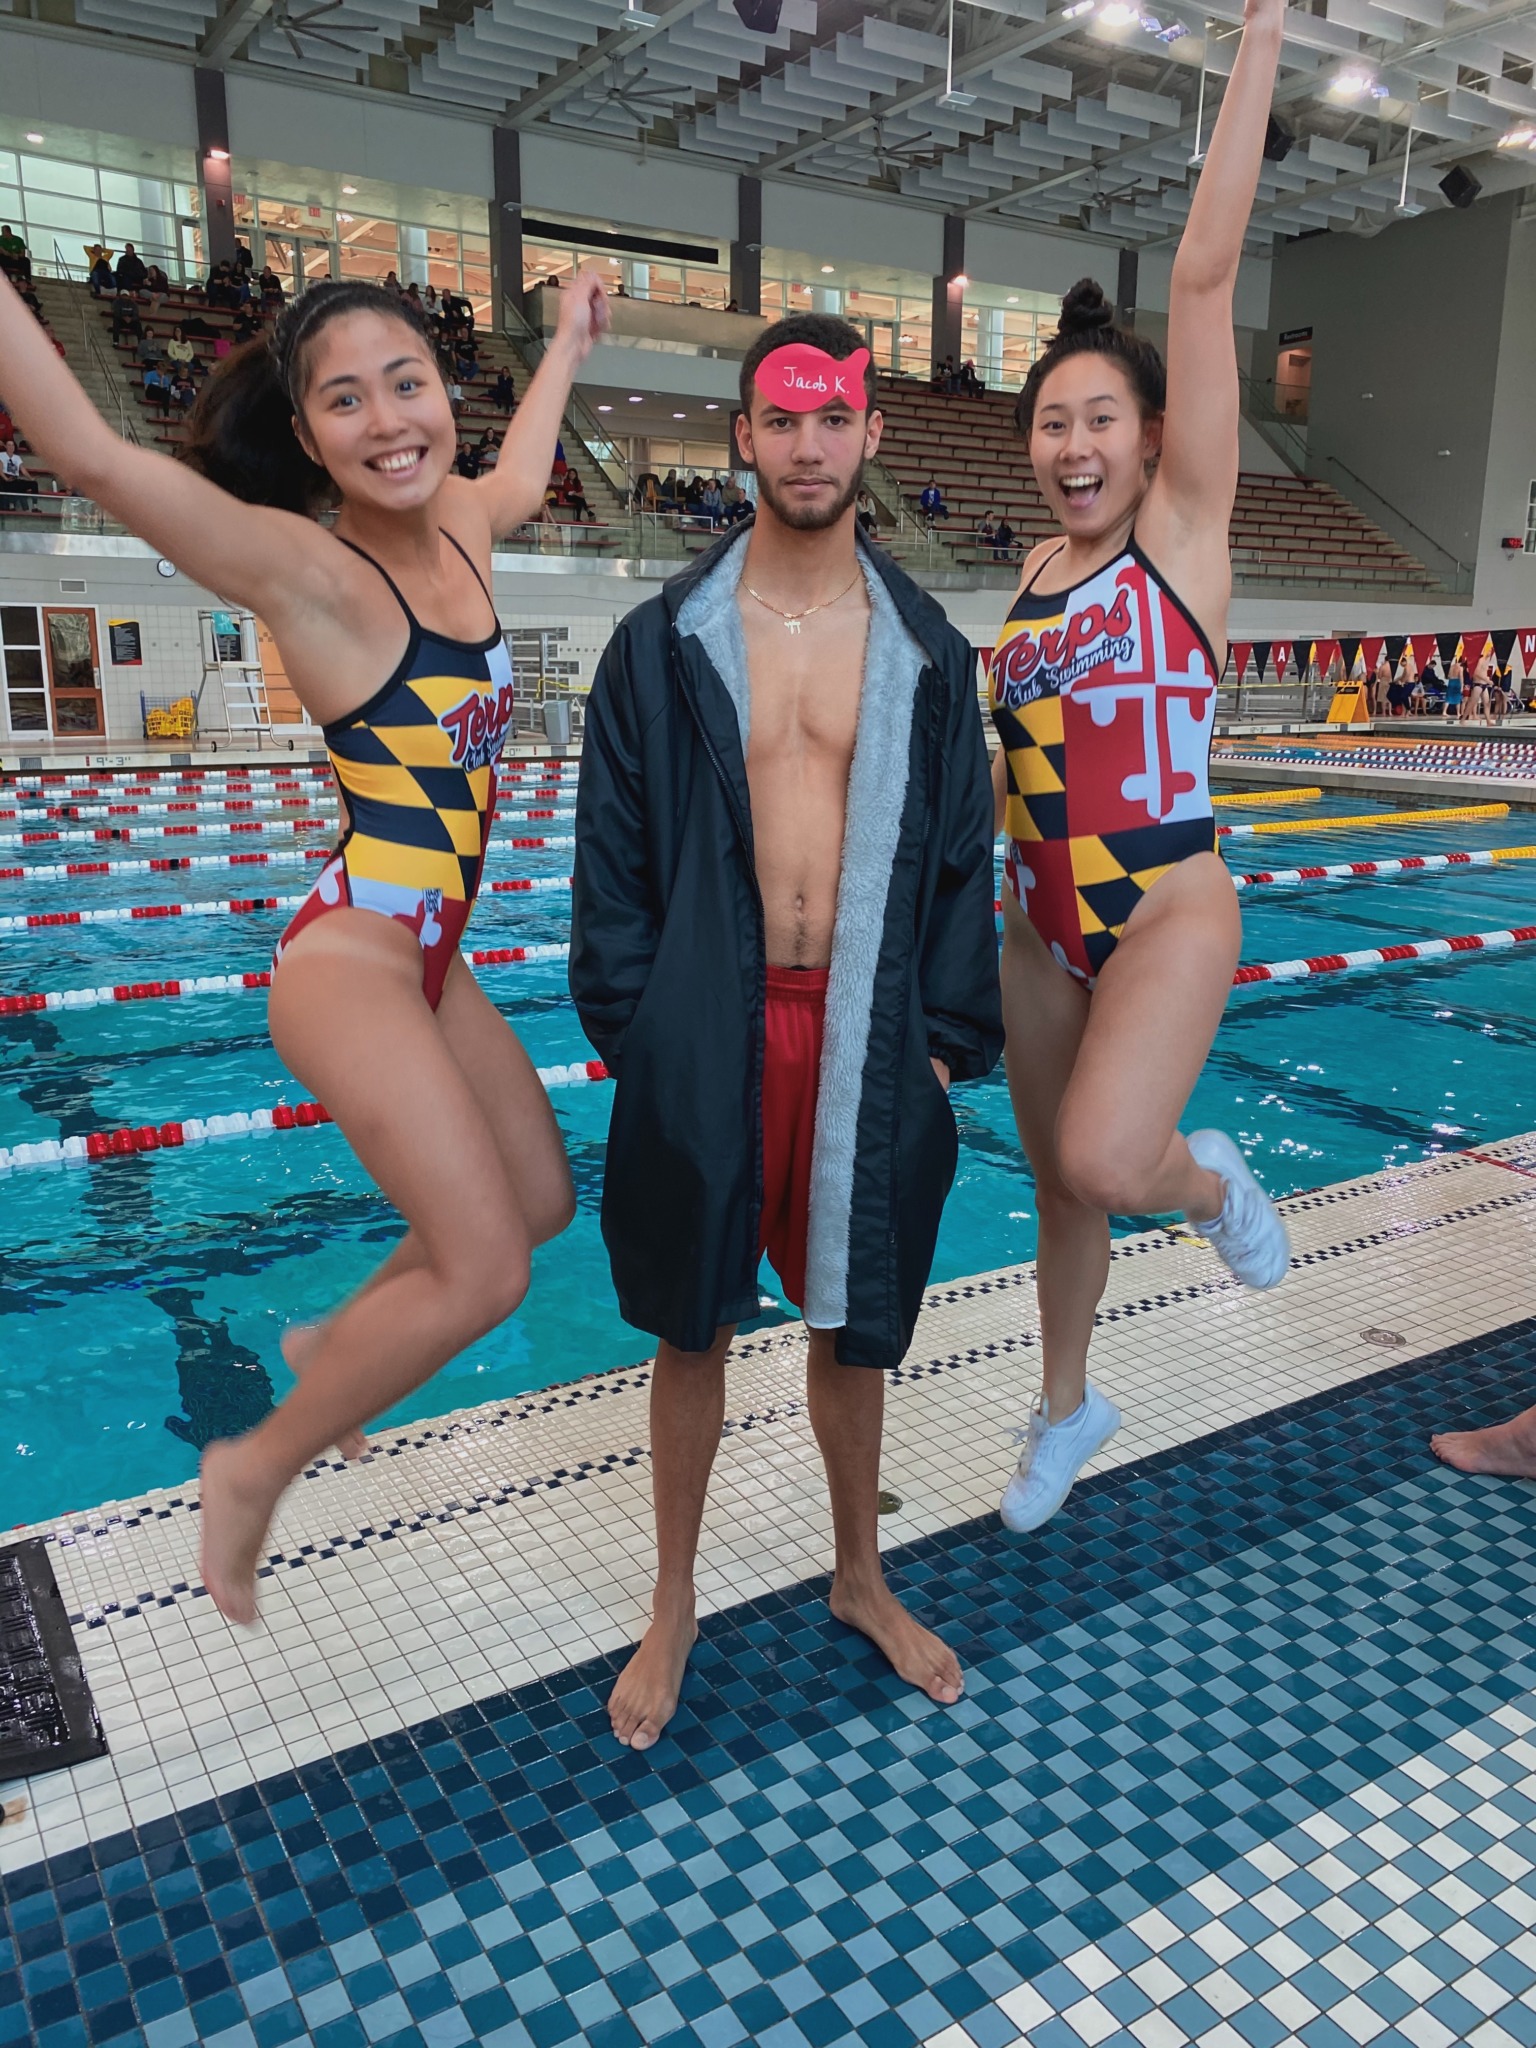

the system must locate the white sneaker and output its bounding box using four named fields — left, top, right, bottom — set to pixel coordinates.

left=1000, top=1382, right=1121, bottom=1534
left=1186, top=1128, right=1291, bottom=1290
